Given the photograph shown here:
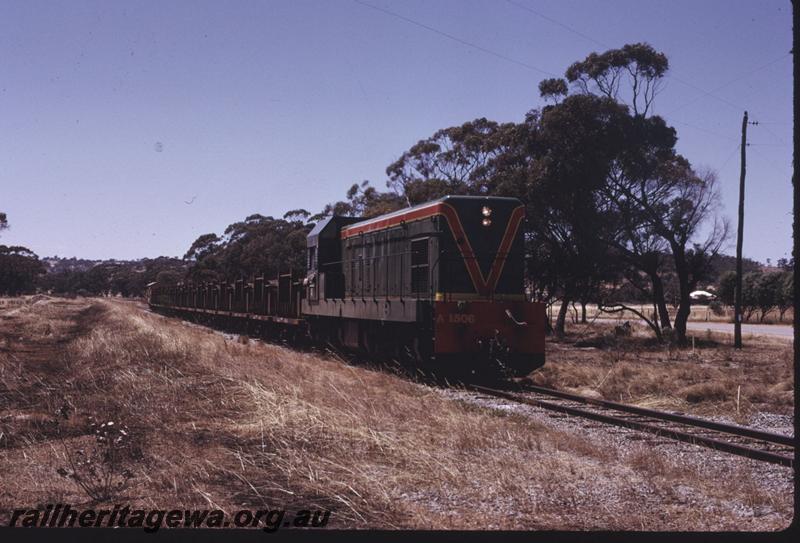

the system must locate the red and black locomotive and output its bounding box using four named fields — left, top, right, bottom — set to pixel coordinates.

left=149, top=195, right=546, bottom=376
